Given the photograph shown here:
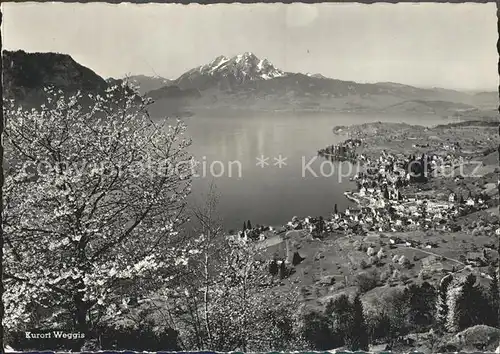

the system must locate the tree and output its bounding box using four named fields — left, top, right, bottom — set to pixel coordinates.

left=247, top=220, right=252, bottom=230
left=365, top=307, right=391, bottom=344
left=334, top=204, right=338, bottom=215
left=191, top=183, right=224, bottom=349
left=269, top=259, right=279, bottom=278
left=347, top=294, right=368, bottom=351
left=446, top=274, right=491, bottom=332
left=325, top=294, right=351, bottom=347
left=355, top=270, right=380, bottom=293
left=174, top=192, right=303, bottom=352
left=243, top=221, right=247, bottom=232
left=405, top=282, right=436, bottom=330
left=205, top=241, right=302, bottom=351
left=436, top=274, right=453, bottom=331
left=2, top=85, right=193, bottom=340
left=385, top=289, right=410, bottom=343
left=301, top=311, right=335, bottom=350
